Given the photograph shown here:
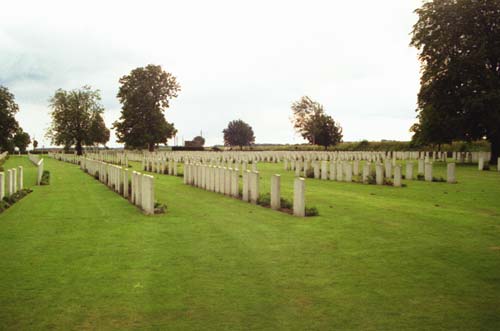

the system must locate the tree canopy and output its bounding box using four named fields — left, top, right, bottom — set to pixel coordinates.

left=193, top=136, right=205, bottom=147
left=223, top=120, right=255, bottom=149
left=410, top=0, right=500, bottom=162
left=291, top=96, right=343, bottom=149
left=87, top=113, right=110, bottom=147
left=12, top=129, right=31, bottom=153
left=47, top=86, right=109, bottom=155
left=113, top=64, right=180, bottom=151
left=0, top=85, right=20, bottom=153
